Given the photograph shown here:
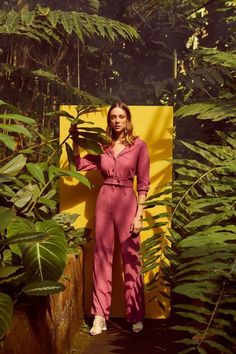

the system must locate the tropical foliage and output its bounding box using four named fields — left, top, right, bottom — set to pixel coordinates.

left=0, top=0, right=140, bottom=341
left=143, top=129, right=236, bottom=352
left=0, top=0, right=236, bottom=352
left=140, top=0, right=236, bottom=352
left=0, top=102, right=101, bottom=340
left=0, top=2, right=139, bottom=116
